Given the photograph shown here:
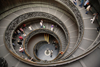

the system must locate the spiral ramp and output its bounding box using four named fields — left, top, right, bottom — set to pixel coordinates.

left=0, top=0, right=100, bottom=67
